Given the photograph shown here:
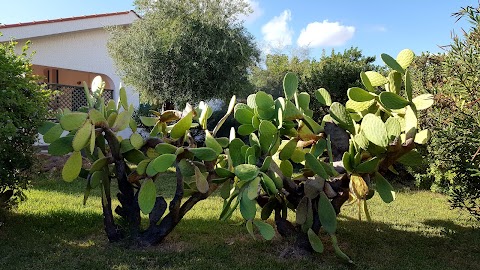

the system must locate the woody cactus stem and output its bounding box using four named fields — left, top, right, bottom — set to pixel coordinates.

left=103, top=128, right=140, bottom=237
